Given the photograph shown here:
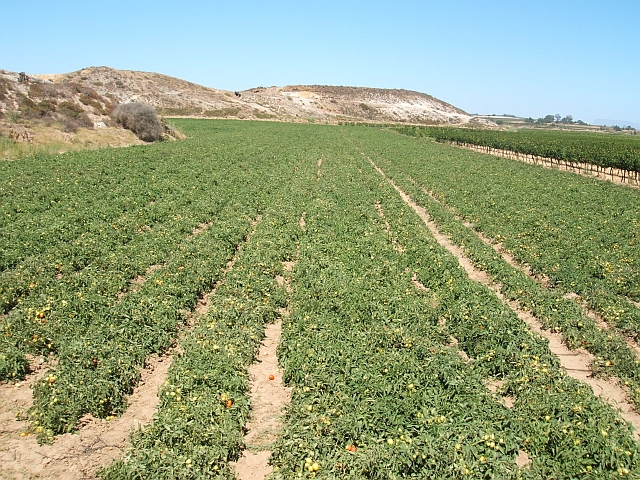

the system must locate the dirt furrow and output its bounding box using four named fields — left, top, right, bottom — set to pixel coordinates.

left=365, top=154, right=640, bottom=439
left=233, top=260, right=295, bottom=480
left=375, top=202, right=405, bottom=253
left=188, top=221, right=212, bottom=239
left=116, top=263, right=165, bottom=302
left=0, top=216, right=264, bottom=479
left=299, top=212, right=306, bottom=232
